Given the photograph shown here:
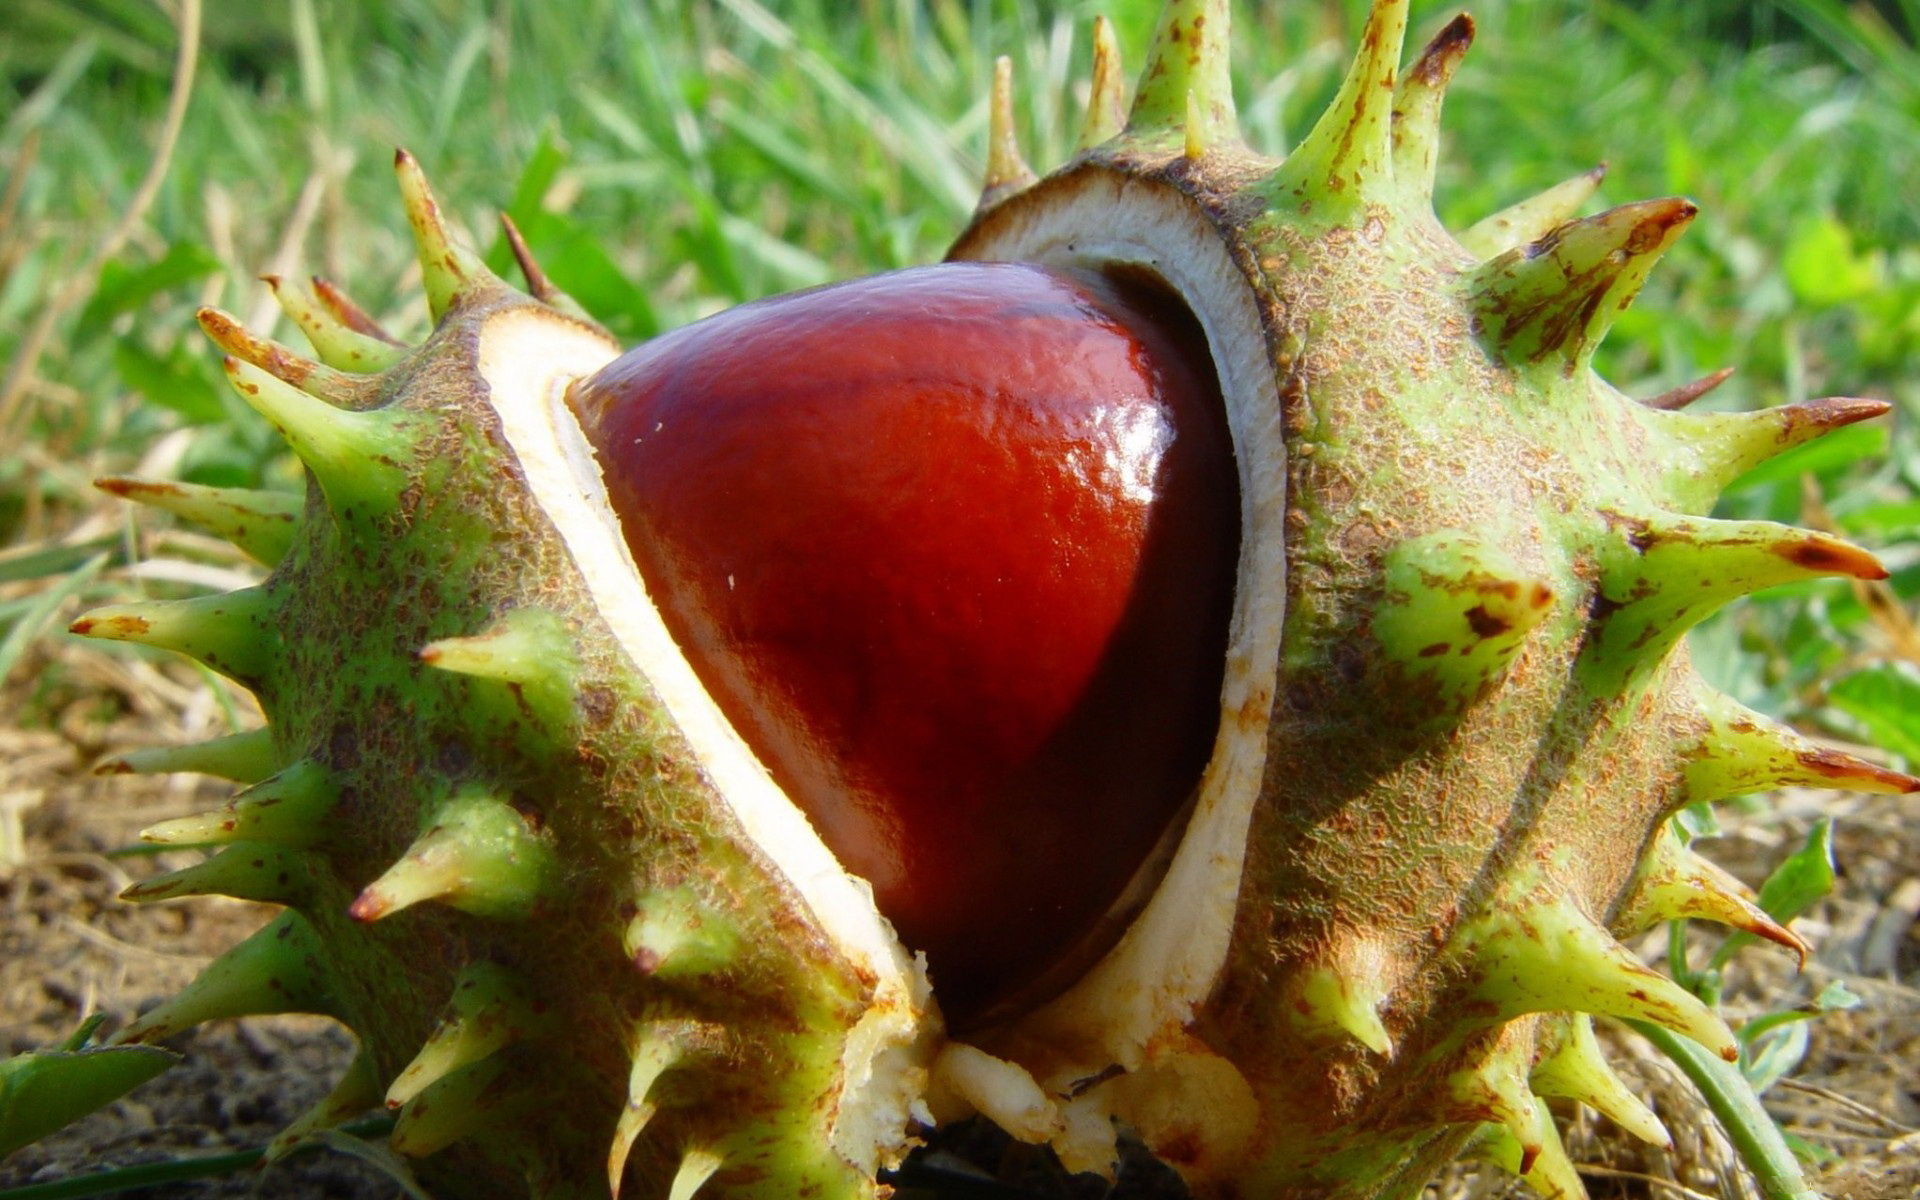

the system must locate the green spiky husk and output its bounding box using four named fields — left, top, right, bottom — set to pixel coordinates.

left=90, top=276, right=930, bottom=1198
left=71, top=2, right=1916, bottom=1199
